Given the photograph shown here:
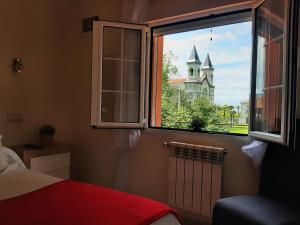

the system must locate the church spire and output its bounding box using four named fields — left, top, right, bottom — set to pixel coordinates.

left=187, top=45, right=201, bottom=64
left=202, top=54, right=214, bottom=70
